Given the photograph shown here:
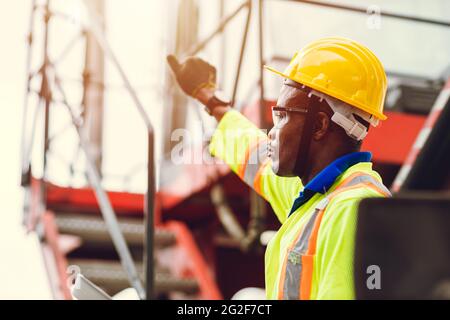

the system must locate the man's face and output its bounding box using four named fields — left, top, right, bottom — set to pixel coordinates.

left=268, top=81, right=310, bottom=177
